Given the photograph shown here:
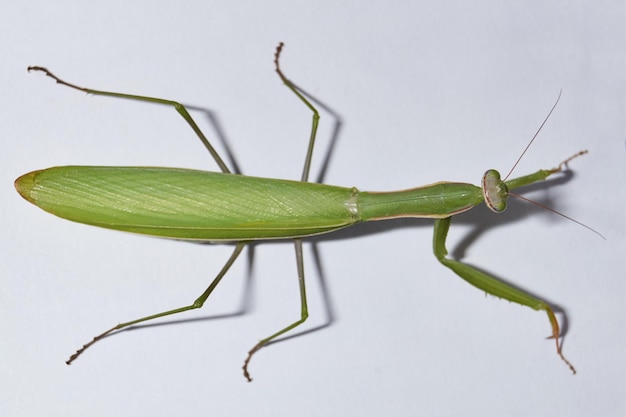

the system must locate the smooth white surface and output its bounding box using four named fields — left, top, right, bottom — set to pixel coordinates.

left=2, top=2, right=625, bottom=416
